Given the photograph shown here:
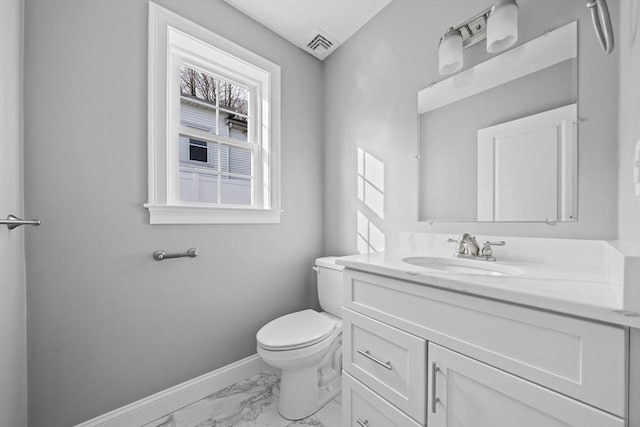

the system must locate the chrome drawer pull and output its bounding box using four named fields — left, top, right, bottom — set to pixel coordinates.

left=357, top=349, right=393, bottom=371
left=356, top=419, right=369, bottom=427
left=431, top=362, right=440, bottom=413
